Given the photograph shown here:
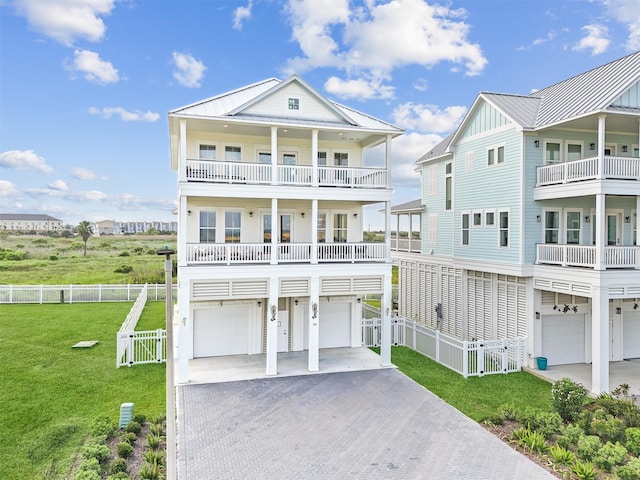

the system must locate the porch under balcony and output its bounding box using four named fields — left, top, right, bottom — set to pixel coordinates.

left=536, top=244, right=640, bottom=269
